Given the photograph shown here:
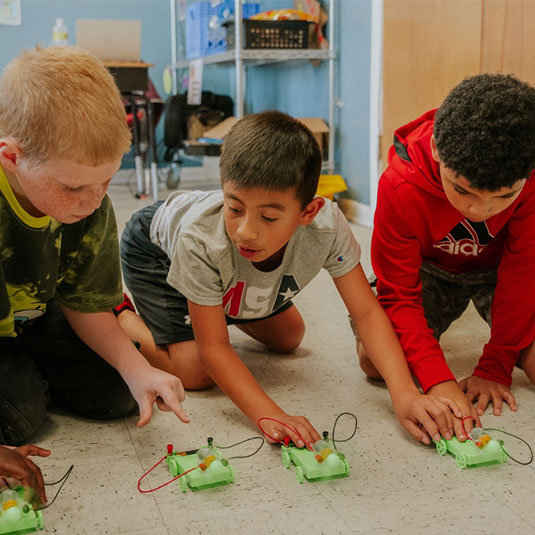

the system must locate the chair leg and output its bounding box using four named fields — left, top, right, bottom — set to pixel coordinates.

left=146, top=98, right=159, bottom=200
left=127, top=96, right=145, bottom=197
